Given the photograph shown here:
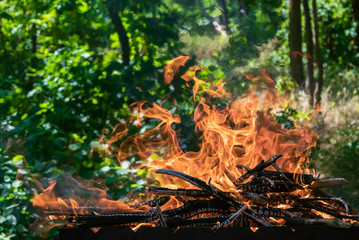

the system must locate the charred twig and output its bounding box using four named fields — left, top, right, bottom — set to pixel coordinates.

left=251, top=206, right=285, bottom=217
left=234, top=155, right=282, bottom=185
left=131, top=196, right=171, bottom=209
left=162, top=199, right=231, bottom=219
left=298, top=197, right=350, bottom=213
left=241, top=192, right=294, bottom=205
left=148, top=187, right=210, bottom=198
left=156, top=168, right=272, bottom=226
left=237, top=182, right=302, bottom=193
left=296, top=199, right=358, bottom=220
left=280, top=209, right=302, bottom=218
left=270, top=161, right=293, bottom=183
left=255, top=176, right=276, bottom=187
left=236, top=165, right=315, bottom=185
left=156, top=204, right=167, bottom=227
left=312, top=189, right=358, bottom=214
left=257, top=171, right=314, bottom=185
left=213, top=204, right=248, bottom=230
left=241, top=192, right=269, bottom=205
